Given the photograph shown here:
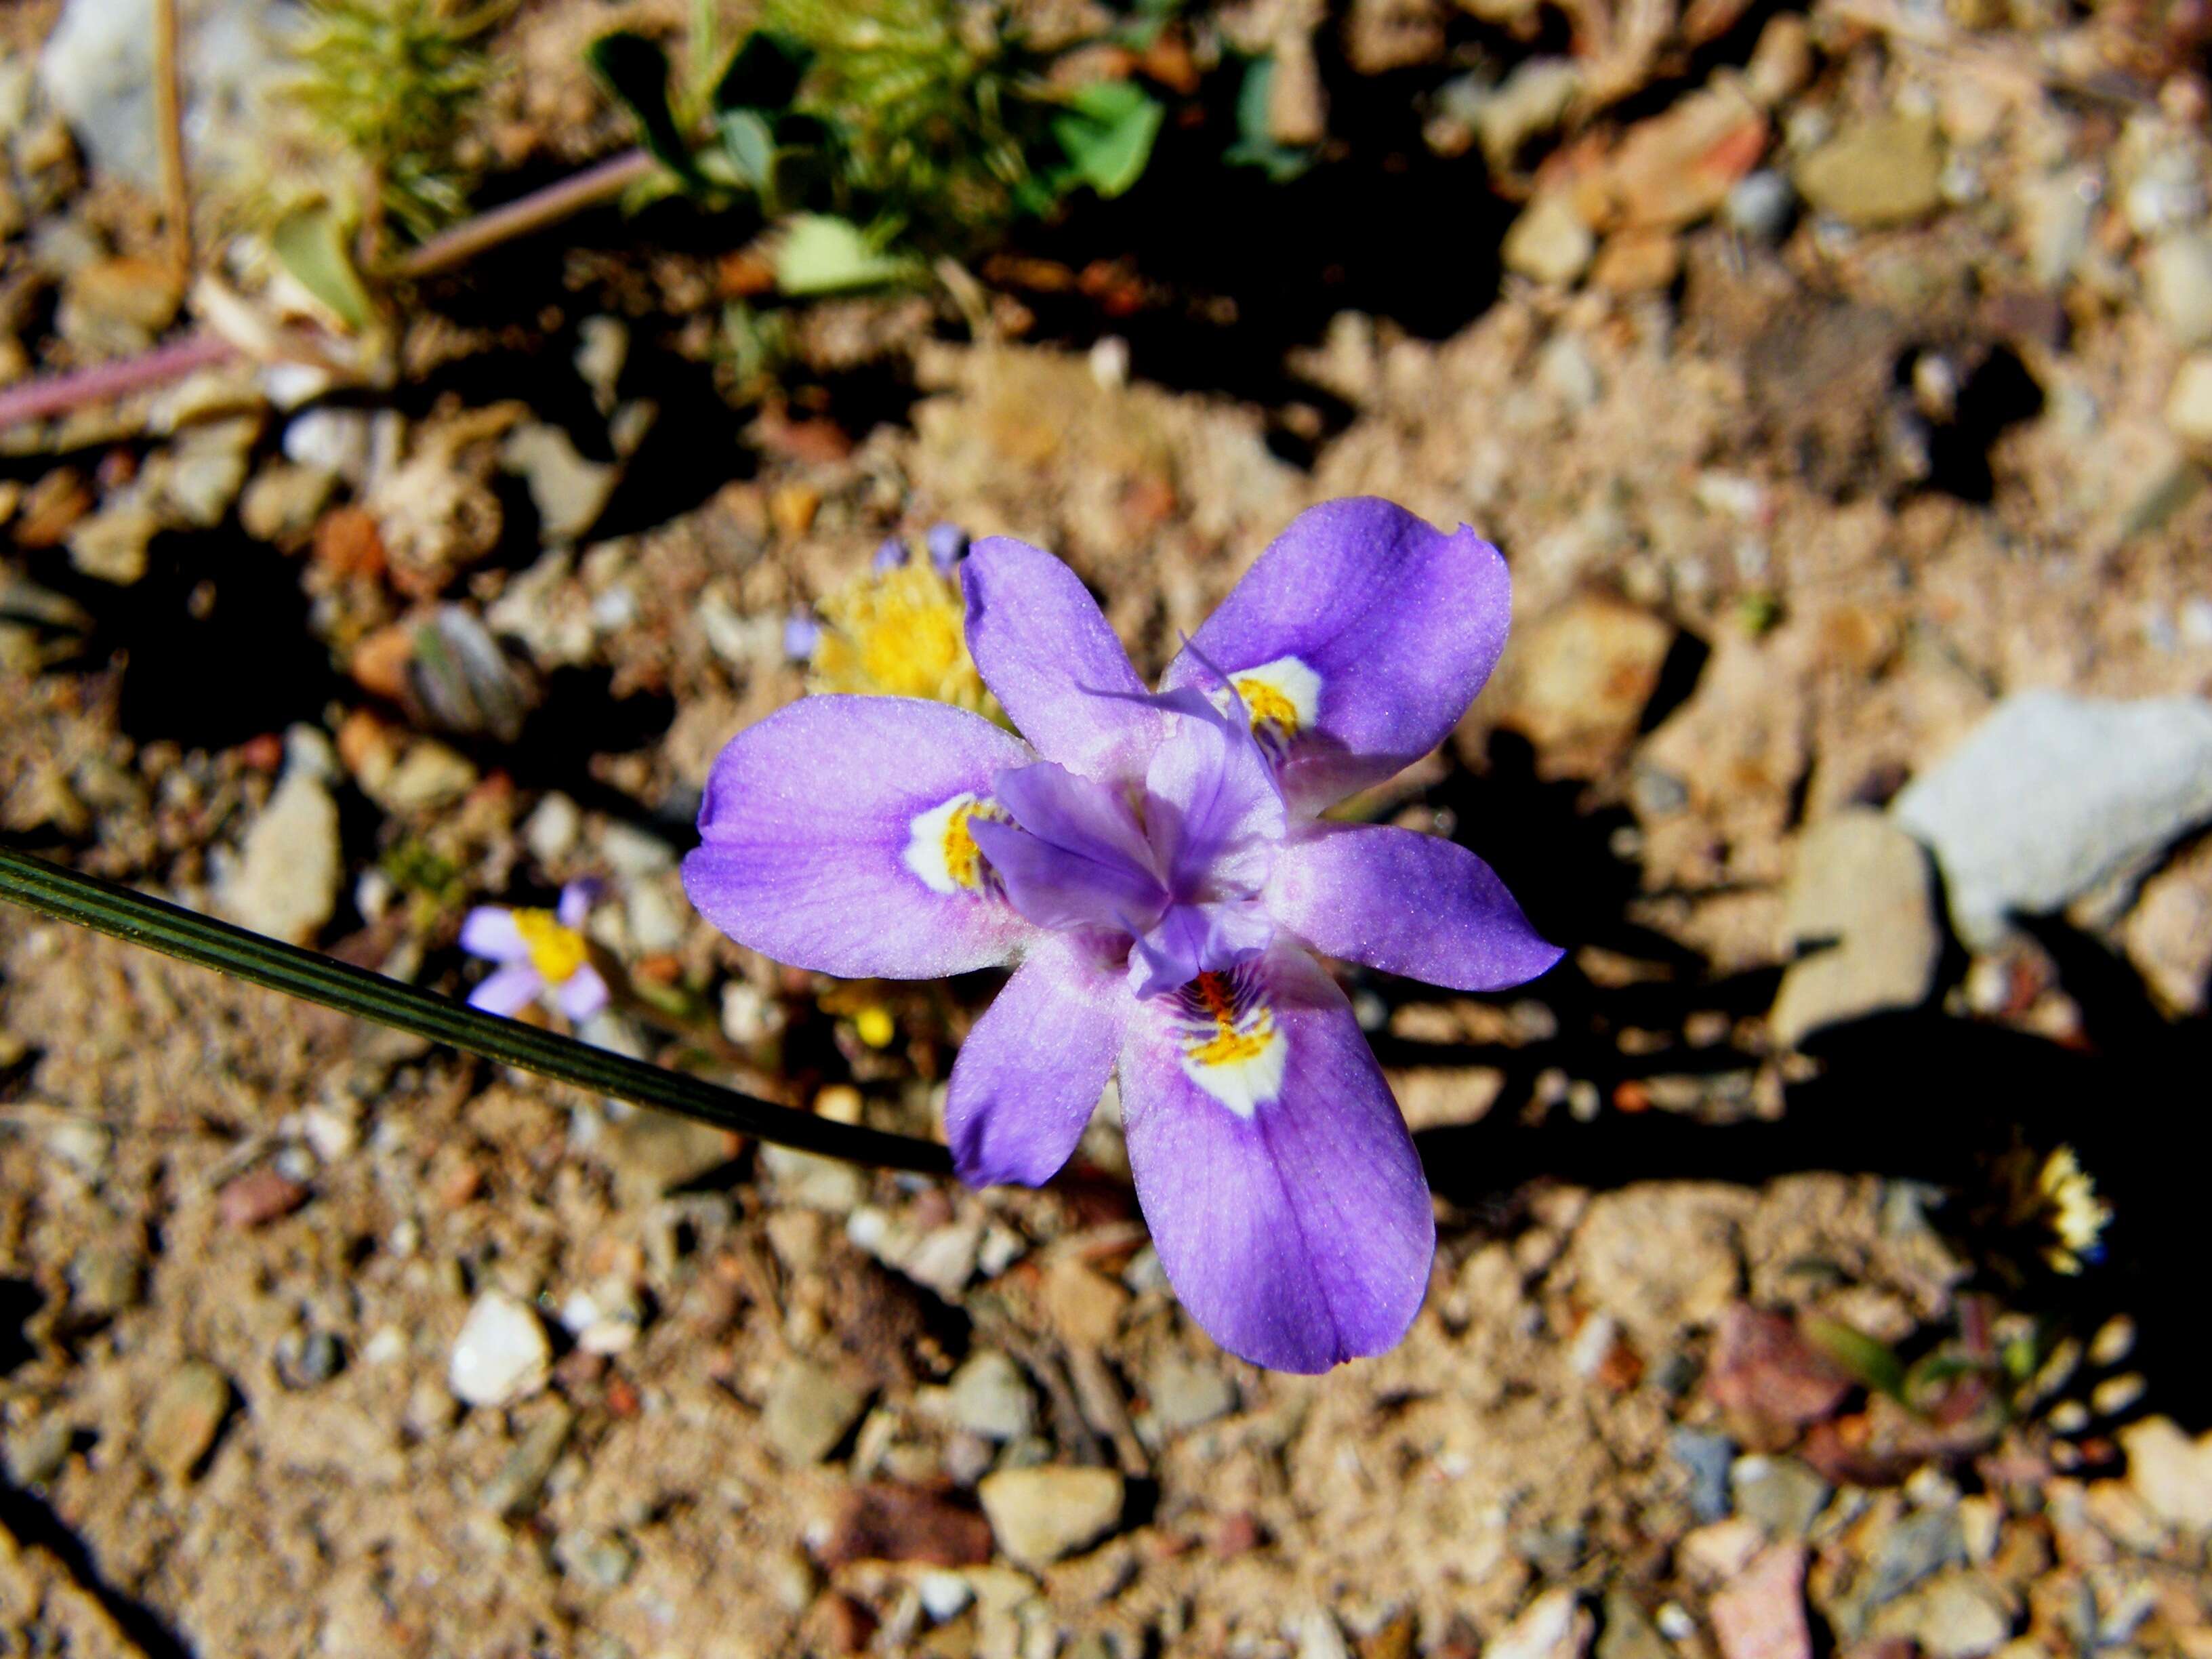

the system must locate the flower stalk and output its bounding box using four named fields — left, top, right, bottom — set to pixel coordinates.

left=0, top=846, right=951, bottom=1176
